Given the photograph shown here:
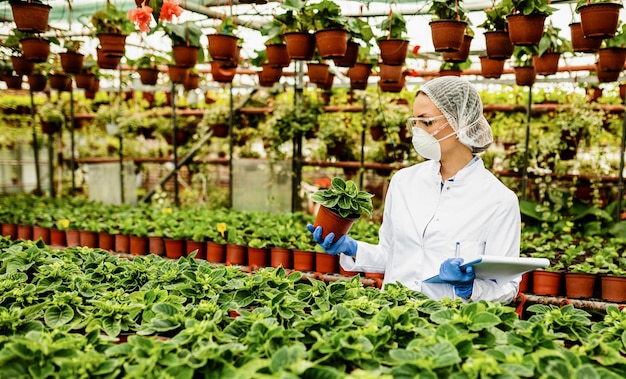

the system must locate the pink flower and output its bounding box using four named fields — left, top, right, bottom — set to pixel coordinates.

left=128, top=6, right=153, bottom=32
left=160, top=0, right=184, bottom=22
